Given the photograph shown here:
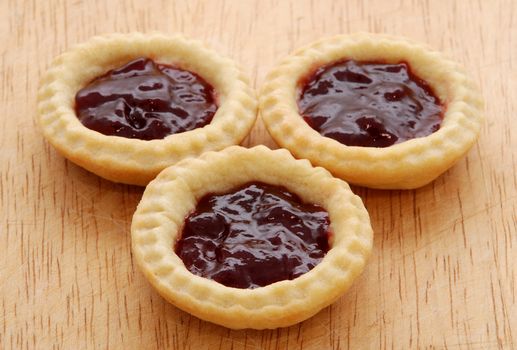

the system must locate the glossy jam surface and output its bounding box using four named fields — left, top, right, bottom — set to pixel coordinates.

left=75, top=58, right=217, bottom=140
left=175, top=182, right=330, bottom=289
left=298, top=60, right=444, bottom=147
